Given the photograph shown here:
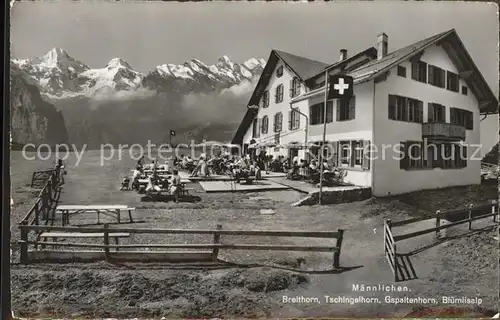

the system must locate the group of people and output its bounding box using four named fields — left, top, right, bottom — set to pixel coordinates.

left=121, top=156, right=183, bottom=202
left=173, top=153, right=263, bottom=183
